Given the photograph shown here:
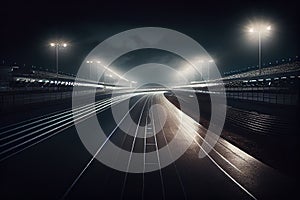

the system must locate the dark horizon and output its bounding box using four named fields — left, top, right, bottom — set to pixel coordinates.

left=1, top=0, right=299, bottom=75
